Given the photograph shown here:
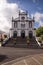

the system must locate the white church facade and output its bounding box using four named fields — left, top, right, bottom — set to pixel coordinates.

left=10, top=11, right=35, bottom=38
